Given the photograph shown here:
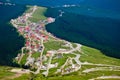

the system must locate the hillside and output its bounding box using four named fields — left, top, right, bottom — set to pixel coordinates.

left=7, top=5, right=120, bottom=80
